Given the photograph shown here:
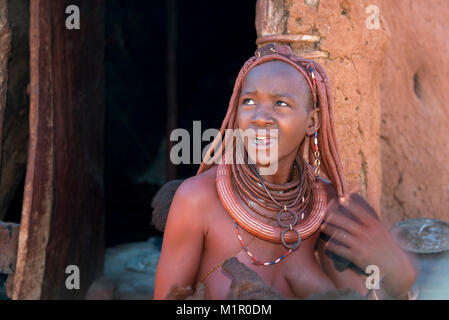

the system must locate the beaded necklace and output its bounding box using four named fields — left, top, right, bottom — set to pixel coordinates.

left=235, top=221, right=296, bottom=266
